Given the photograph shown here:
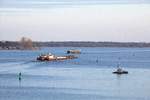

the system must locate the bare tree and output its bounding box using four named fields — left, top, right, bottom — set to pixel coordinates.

left=20, top=37, right=34, bottom=50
